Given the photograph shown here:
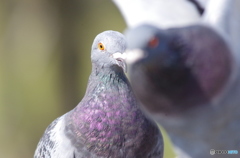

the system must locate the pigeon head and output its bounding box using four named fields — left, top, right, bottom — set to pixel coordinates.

left=125, top=24, right=180, bottom=68
left=125, top=24, right=232, bottom=114
left=91, top=30, right=127, bottom=73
